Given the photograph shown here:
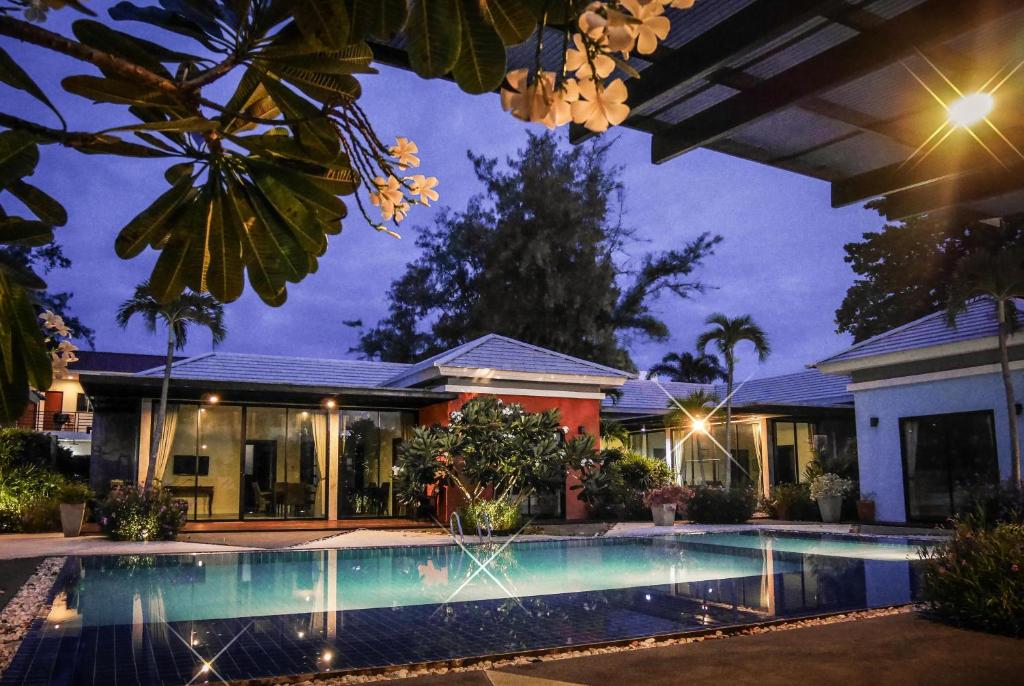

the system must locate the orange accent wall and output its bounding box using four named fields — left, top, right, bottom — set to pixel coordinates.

left=417, top=393, right=601, bottom=521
